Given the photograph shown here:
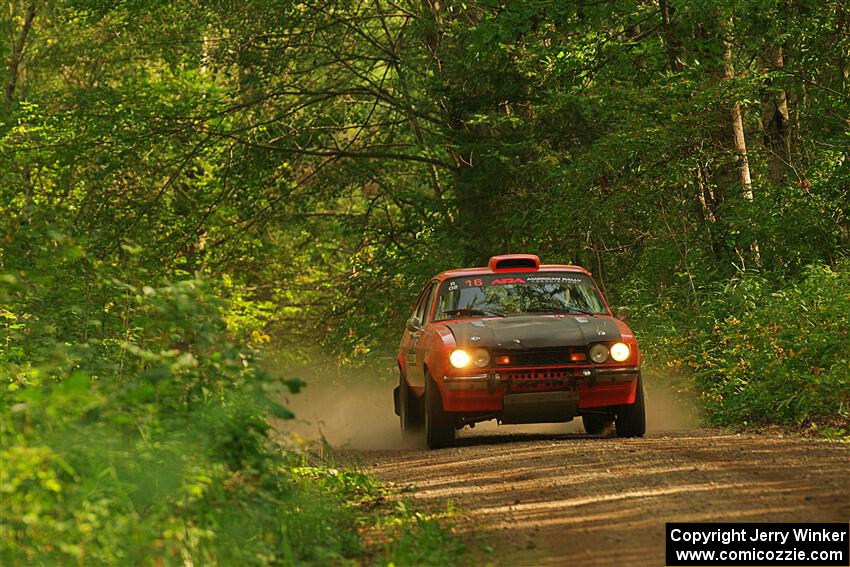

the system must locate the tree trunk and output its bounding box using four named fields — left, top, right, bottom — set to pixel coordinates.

left=419, top=0, right=496, bottom=263
left=5, top=2, right=38, bottom=115
left=658, top=0, right=684, bottom=73
left=718, top=17, right=760, bottom=268
left=760, top=45, right=792, bottom=183
left=722, top=34, right=753, bottom=201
